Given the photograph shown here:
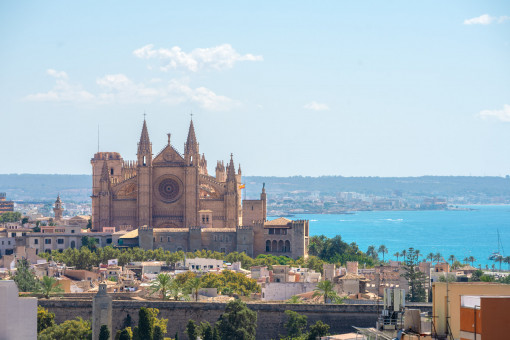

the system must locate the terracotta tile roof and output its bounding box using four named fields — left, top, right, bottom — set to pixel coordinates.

left=119, top=229, right=139, bottom=239
left=265, top=217, right=291, bottom=226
